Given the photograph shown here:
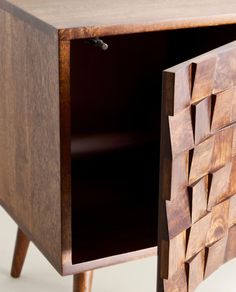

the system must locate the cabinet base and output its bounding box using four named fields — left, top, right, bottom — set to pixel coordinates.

left=10, top=227, right=94, bottom=292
